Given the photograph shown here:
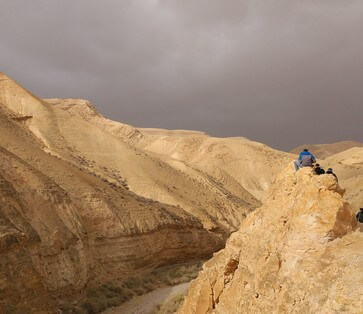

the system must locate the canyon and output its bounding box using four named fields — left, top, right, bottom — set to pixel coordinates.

left=0, top=72, right=362, bottom=313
